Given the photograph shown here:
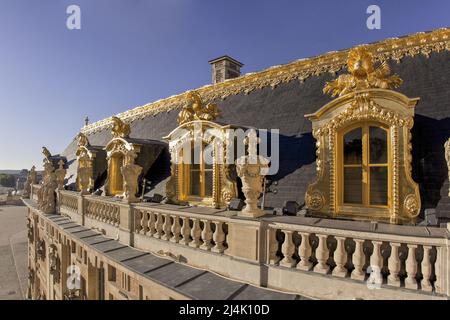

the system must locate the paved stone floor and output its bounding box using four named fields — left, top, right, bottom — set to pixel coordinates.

left=0, top=205, right=27, bottom=300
